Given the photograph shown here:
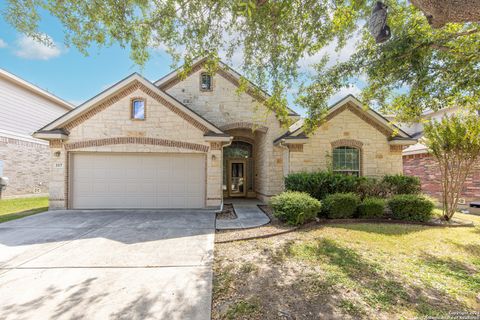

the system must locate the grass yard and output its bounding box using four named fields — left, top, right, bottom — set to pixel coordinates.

left=0, top=197, right=49, bottom=223
left=213, top=212, right=480, bottom=319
